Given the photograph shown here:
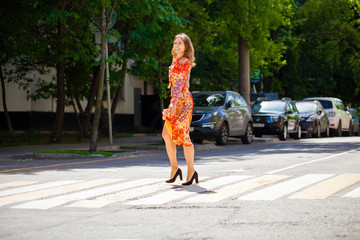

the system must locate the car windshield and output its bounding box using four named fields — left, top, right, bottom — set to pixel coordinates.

left=193, top=93, right=226, bottom=107
left=317, top=100, right=333, bottom=109
left=251, top=101, right=285, bottom=113
left=296, top=102, right=316, bottom=113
